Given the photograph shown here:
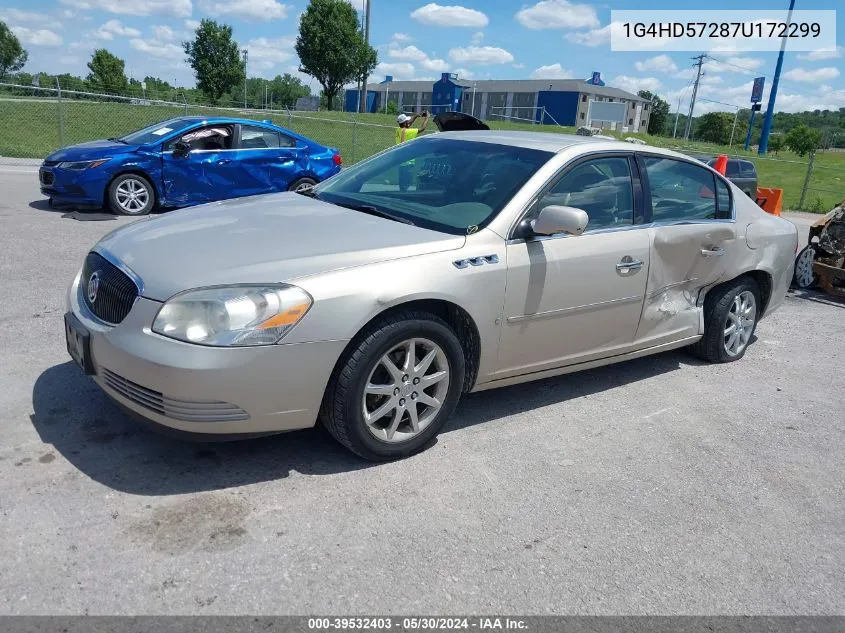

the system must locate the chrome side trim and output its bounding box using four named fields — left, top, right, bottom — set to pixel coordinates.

left=506, top=295, right=642, bottom=323
left=505, top=218, right=737, bottom=245
left=91, top=246, right=145, bottom=296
